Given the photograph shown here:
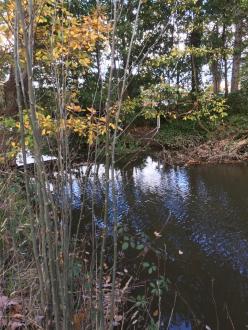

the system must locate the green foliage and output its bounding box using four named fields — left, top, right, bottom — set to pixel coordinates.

left=69, top=261, right=82, bottom=279
left=122, top=86, right=228, bottom=130
left=121, top=97, right=143, bottom=123
left=228, top=113, right=248, bottom=128
left=147, top=319, right=160, bottom=330
left=140, top=83, right=180, bottom=120
left=143, top=262, right=157, bottom=274
left=149, top=276, right=170, bottom=296
left=134, top=295, right=147, bottom=309
left=115, top=134, right=142, bottom=156
left=227, top=90, right=248, bottom=114
left=122, top=83, right=183, bottom=122
left=184, top=90, right=229, bottom=123
left=223, top=113, right=248, bottom=138
left=0, top=116, right=17, bottom=129
left=122, top=241, right=129, bottom=251
left=120, top=228, right=146, bottom=252
left=157, top=120, right=206, bottom=148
